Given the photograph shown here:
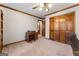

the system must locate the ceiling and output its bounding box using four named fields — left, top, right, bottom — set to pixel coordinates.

left=1, top=3, right=76, bottom=18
